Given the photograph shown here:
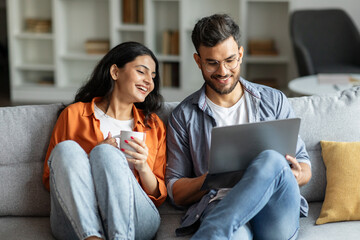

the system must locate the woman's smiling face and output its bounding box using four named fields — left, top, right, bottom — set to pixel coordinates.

left=111, top=55, right=156, bottom=103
